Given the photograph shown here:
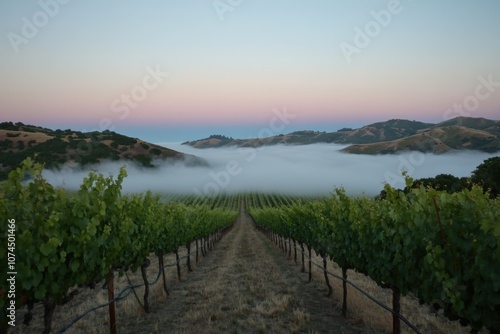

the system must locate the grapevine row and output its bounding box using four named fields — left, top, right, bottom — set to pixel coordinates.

left=249, top=183, right=500, bottom=332
left=0, top=158, right=237, bottom=333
